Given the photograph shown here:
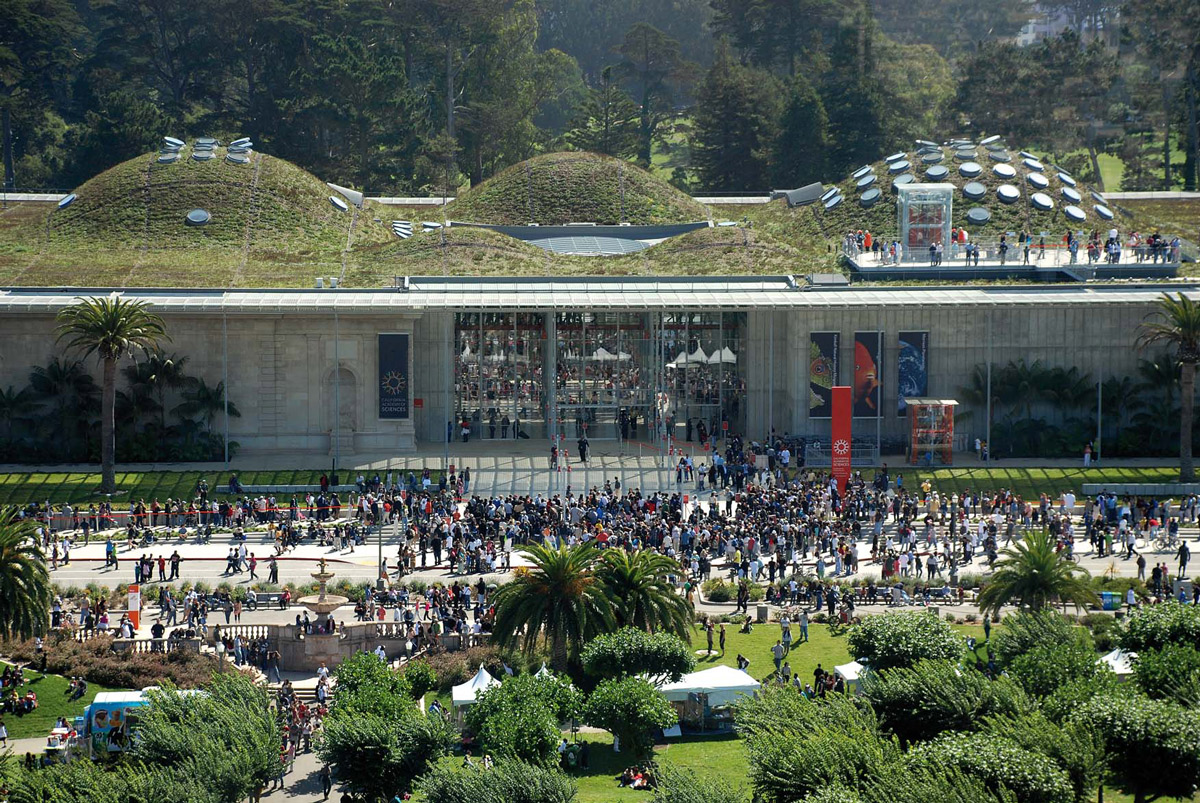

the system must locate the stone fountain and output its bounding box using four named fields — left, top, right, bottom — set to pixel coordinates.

left=298, top=557, right=349, bottom=625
